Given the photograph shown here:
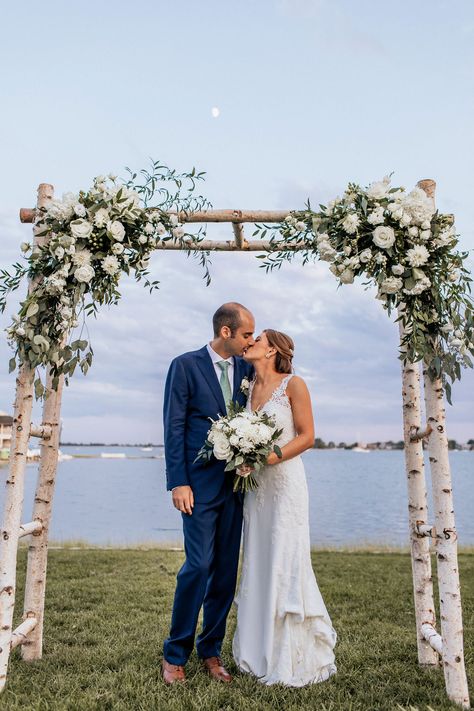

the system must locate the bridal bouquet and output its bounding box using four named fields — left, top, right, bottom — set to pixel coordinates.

left=195, top=404, right=283, bottom=493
